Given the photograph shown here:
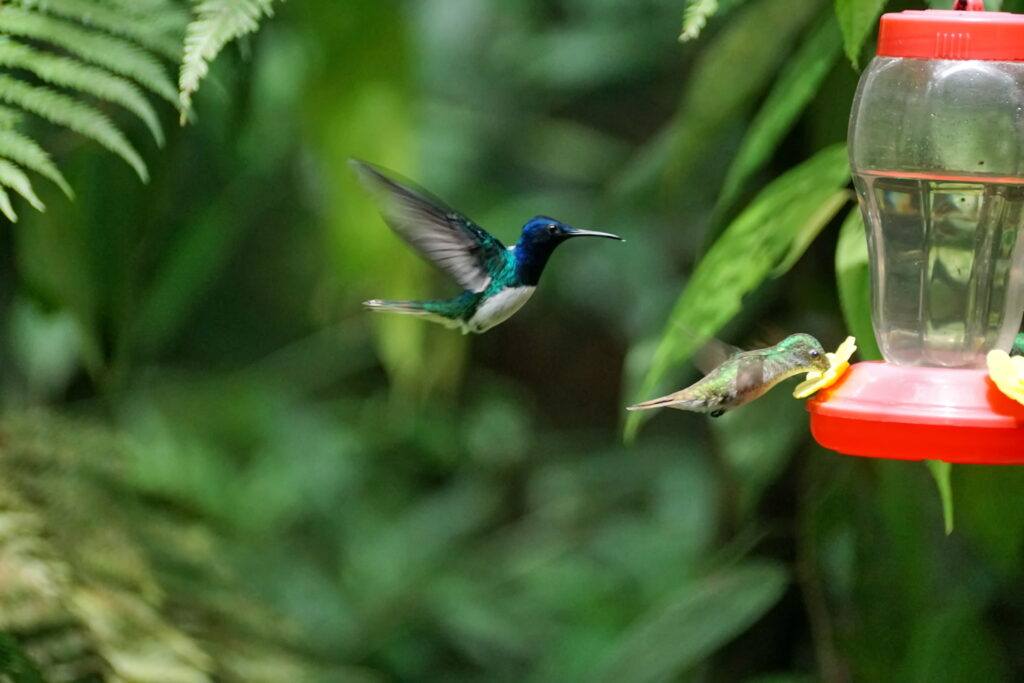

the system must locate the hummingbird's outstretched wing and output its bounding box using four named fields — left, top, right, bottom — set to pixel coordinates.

left=350, top=160, right=505, bottom=293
